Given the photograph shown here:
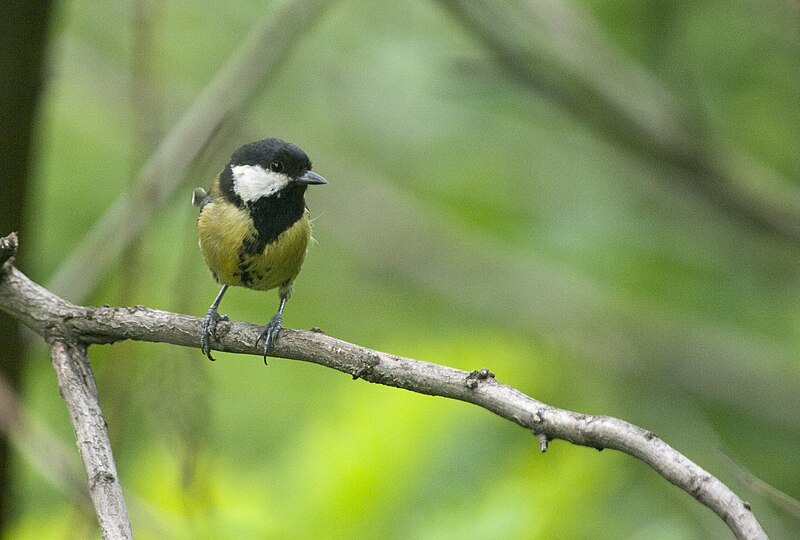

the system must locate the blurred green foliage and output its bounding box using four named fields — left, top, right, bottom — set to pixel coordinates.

left=5, top=0, right=800, bottom=538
